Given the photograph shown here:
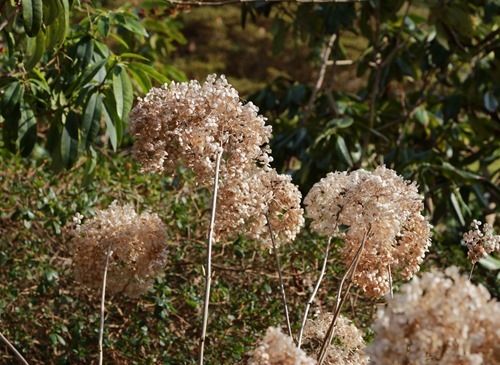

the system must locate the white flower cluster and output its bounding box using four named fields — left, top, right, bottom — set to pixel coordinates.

left=217, top=168, right=304, bottom=247
left=70, top=201, right=167, bottom=297
left=302, top=313, right=368, bottom=365
left=131, top=75, right=304, bottom=246
left=304, top=166, right=432, bottom=297
left=249, top=327, right=316, bottom=365
left=130, top=74, right=272, bottom=184
left=367, top=267, right=500, bottom=365
left=462, top=220, right=499, bottom=264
